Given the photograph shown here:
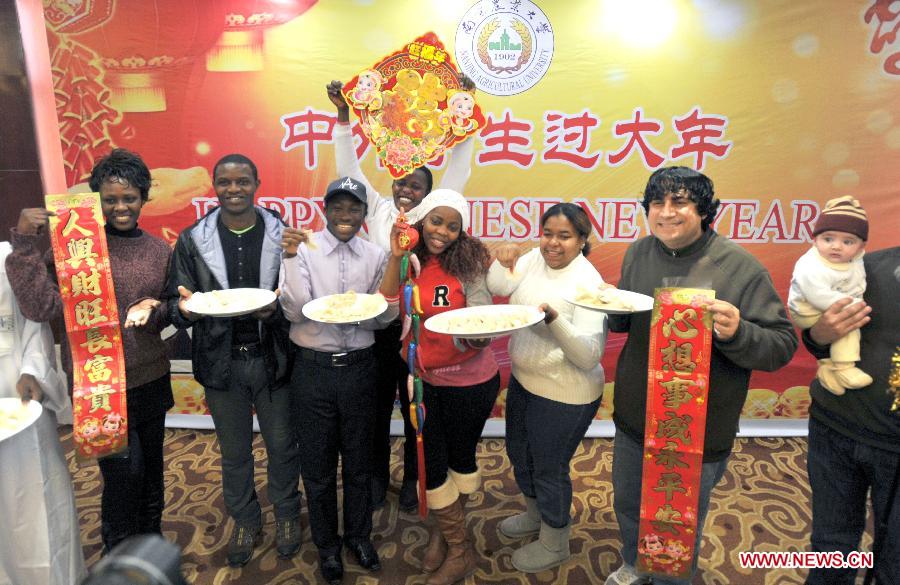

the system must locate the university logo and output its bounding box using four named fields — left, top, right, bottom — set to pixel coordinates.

left=455, top=0, right=554, bottom=96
